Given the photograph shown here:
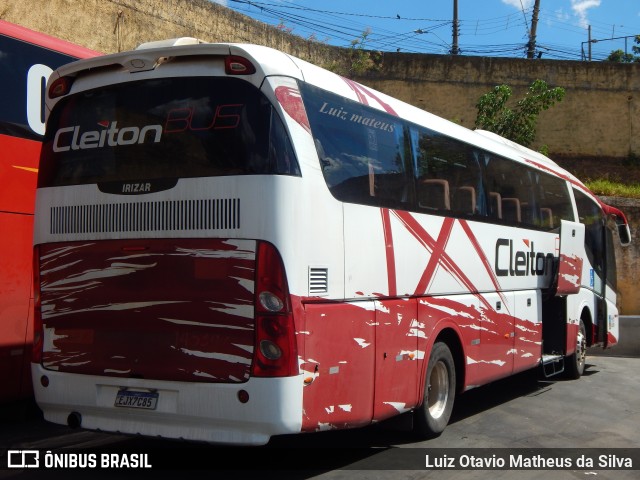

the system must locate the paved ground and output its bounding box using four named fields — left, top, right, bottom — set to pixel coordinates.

left=1, top=354, right=638, bottom=479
